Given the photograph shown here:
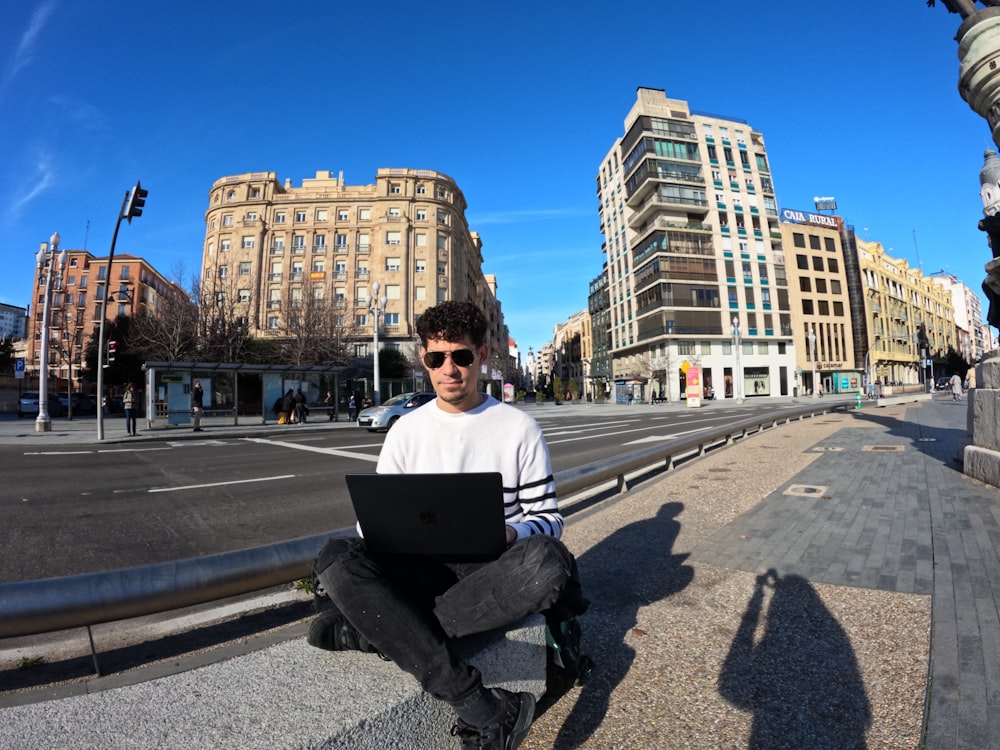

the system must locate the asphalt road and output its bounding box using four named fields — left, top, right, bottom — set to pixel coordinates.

left=1, top=401, right=781, bottom=583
